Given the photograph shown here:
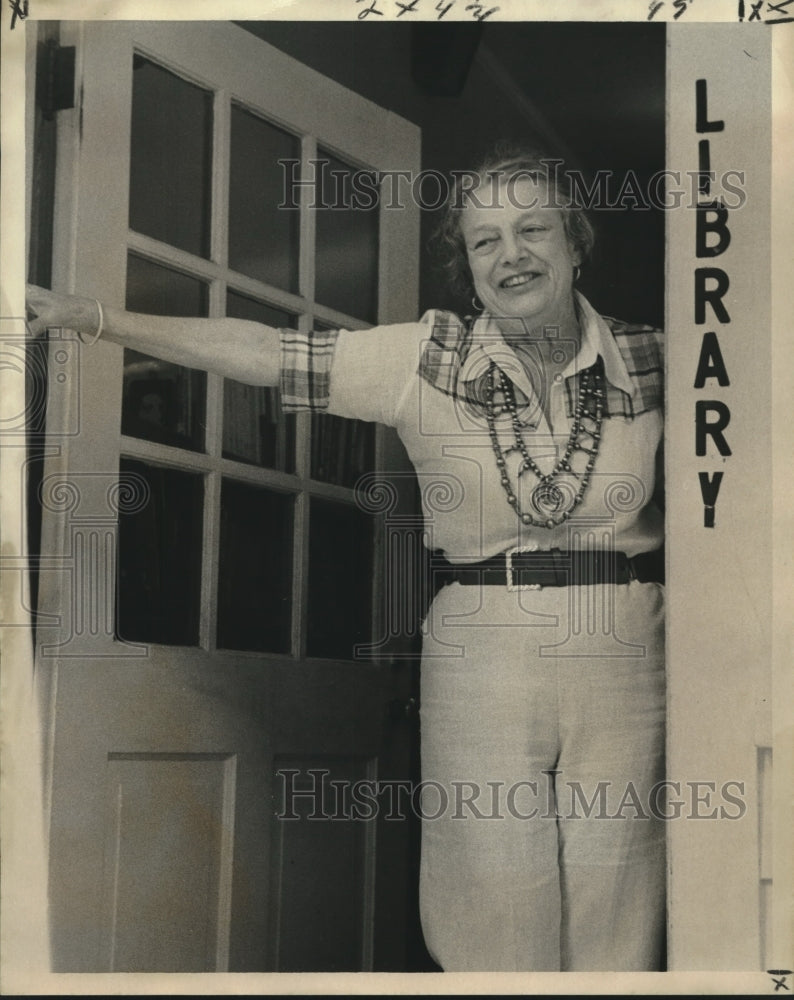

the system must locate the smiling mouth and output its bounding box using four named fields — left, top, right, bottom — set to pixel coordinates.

left=500, top=271, right=543, bottom=289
